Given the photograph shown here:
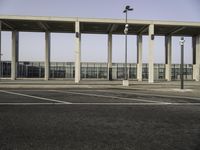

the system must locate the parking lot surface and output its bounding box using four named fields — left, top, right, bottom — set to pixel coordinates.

left=0, top=88, right=200, bottom=150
